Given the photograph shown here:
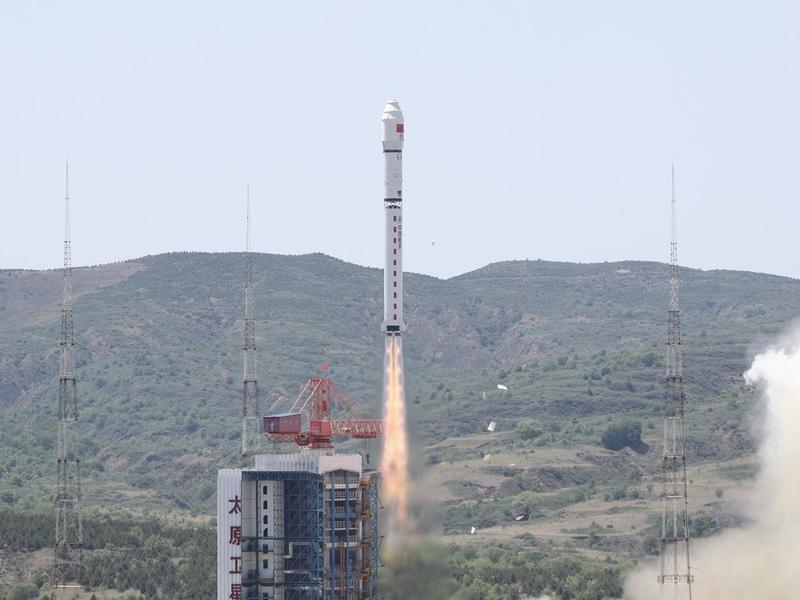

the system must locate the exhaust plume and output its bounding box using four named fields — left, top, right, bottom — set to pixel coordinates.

left=625, top=330, right=800, bottom=599
left=381, top=335, right=409, bottom=539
